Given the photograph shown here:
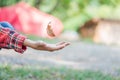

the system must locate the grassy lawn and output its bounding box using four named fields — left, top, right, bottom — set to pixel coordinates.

left=0, top=65, right=119, bottom=80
